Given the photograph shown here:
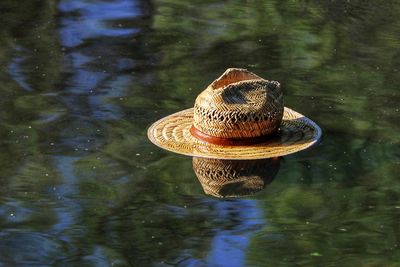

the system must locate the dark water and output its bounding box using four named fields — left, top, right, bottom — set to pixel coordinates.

left=1, top=0, right=400, bottom=266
